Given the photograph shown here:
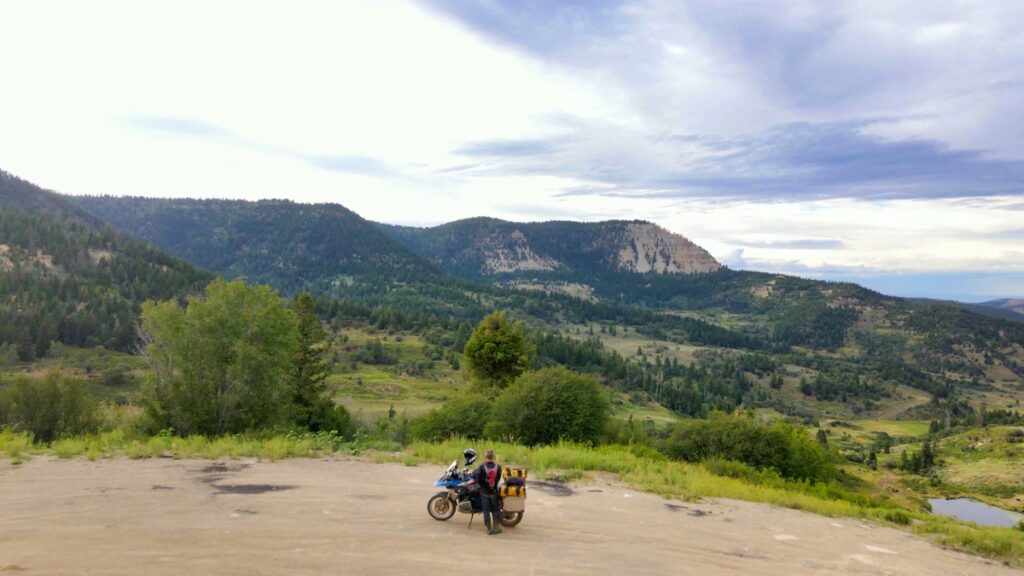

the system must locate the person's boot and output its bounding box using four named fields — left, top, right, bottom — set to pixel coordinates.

left=492, top=525, right=503, bottom=534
